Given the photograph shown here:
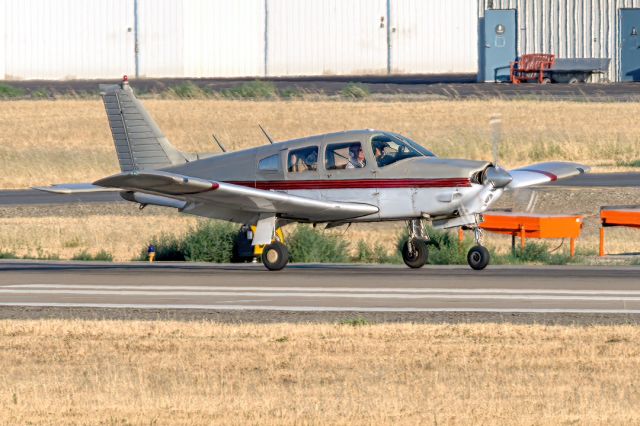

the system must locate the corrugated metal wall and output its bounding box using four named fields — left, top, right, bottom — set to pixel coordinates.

left=478, top=0, right=640, bottom=81
left=391, top=0, right=477, bottom=73
left=4, top=0, right=639, bottom=80
left=267, top=0, right=388, bottom=76
left=183, top=0, right=265, bottom=78
left=4, top=0, right=135, bottom=80
left=1, top=0, right=480, bottom=80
